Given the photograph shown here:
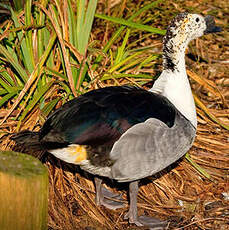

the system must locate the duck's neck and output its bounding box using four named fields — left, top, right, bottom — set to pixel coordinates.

left=162, top=26, right=191, bottom=72
left=150, top=40, right=197, bottom=128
